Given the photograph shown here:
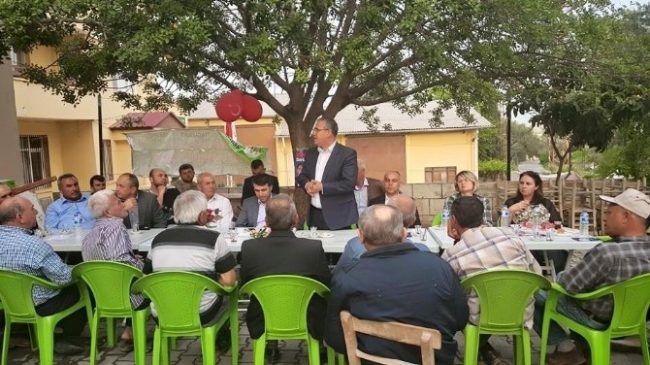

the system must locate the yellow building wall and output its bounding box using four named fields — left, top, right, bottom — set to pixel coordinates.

left=405, top=131, right=478, bottom=183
